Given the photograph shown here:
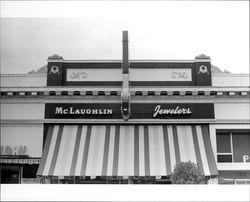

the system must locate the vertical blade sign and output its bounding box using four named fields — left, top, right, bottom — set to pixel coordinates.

left=121, top=31, right=130, bottom=121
